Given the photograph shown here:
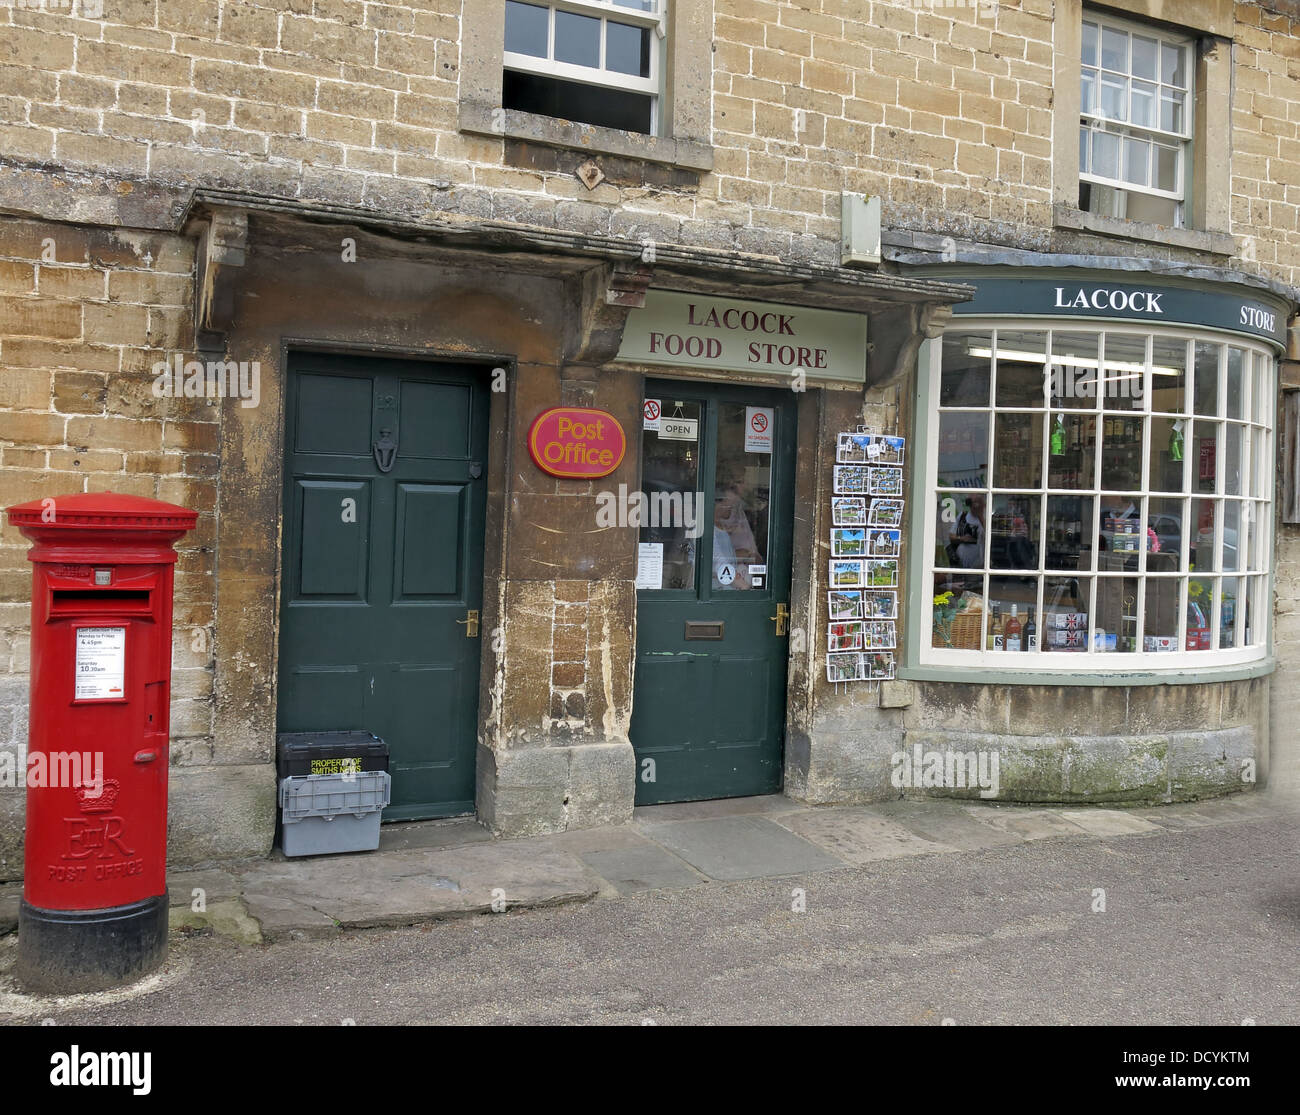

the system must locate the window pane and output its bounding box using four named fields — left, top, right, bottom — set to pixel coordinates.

left=1191, top=496, right=1217, bottom=570
left=1226, top=348, right=1245, bottom=419
left=1148, top=415, right=1187, bottom=492
left=994, top=330, right=1048, bottom=407
left=505, top=0, right=549, bottom=57
left=1160, top=91, right=1184, bottom=134
left=1102, top=333, right=1146, bottom=412
left=1248, top=501, right=1265, bottom=571
left=1222, top=501, right=1244, bottom=572
left=1161, top=42, right=1186, bottom=87
left=1224, top=423, right=1245, bottom=496
left=502, top=70, right=654, bottom=133
left=613, top=0, right=655, bottom=10
left=1043, top=575, right=1091, bottom=653
left=1100, top=75, right=1127, bottom=121
left=1101, top=26, right=1128, bottom=72
left=606, top=21, right=650, bottom=77
left=1253, top=353, right=1270, bottom=423
left=1081, top=71, right=1096, bottom=116
left=1143, top=575, right=1180, bottom=651
left=1193, top=341, right=1220, bottom=416
left=1122, top=135, right=1149, bottom=185
left=1099, top=413, right=1142, bottom=490
left=1131, top=79, right=1156, bottom=127
left=1221, top=576, right=1243, bottom=647
left=1046, top=495, right=1096, bottom=571
left=1094, top=574, right=1139, bottom=652
left=938, top=412, right=989, bottom=489
left=932, top=574, right=985, bottom=649
left=941, top=331, right=992, bottom=406
left=1186, top=574, right=1213, bottom=649
left=1093, top=129, right=1120, bottom=178
left=1050, top=331, right=1101, bottom=411
left=640, top=399, right=701, bottom=590
left=713, top=403, right=770, bottom=591
left=1147, top=496, right=1185, bottom=570
left=988, top=575, right=1036, bottom=652
left=1079, top=125, right=1090, bottom=173
left=555, top=10, right=601, bottom=68
left=1132, top=35, right=1158, bottom=80
left=991, top=494, right=1040, bottom=571
left=994, top=412, right=1043, bottom=488
left=1155, top=144, right=1179, bottom=192
left=1150, top=336, right=1188, bottom=412
left=1047, top=412, right=1096, bottom=490
left=1191, top=420, right=1218, bottom=496
left=1082, top=21, right=1098, bottom=67
left=937, top=491, right=987, bottom=573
